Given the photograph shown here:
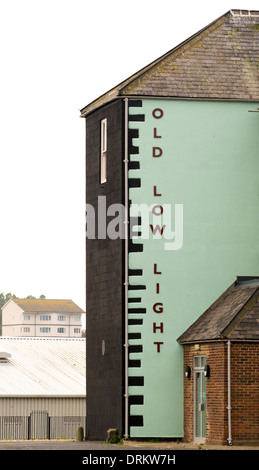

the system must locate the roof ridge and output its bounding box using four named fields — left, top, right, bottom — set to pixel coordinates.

left=230, top=9, right=259, bottom=17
